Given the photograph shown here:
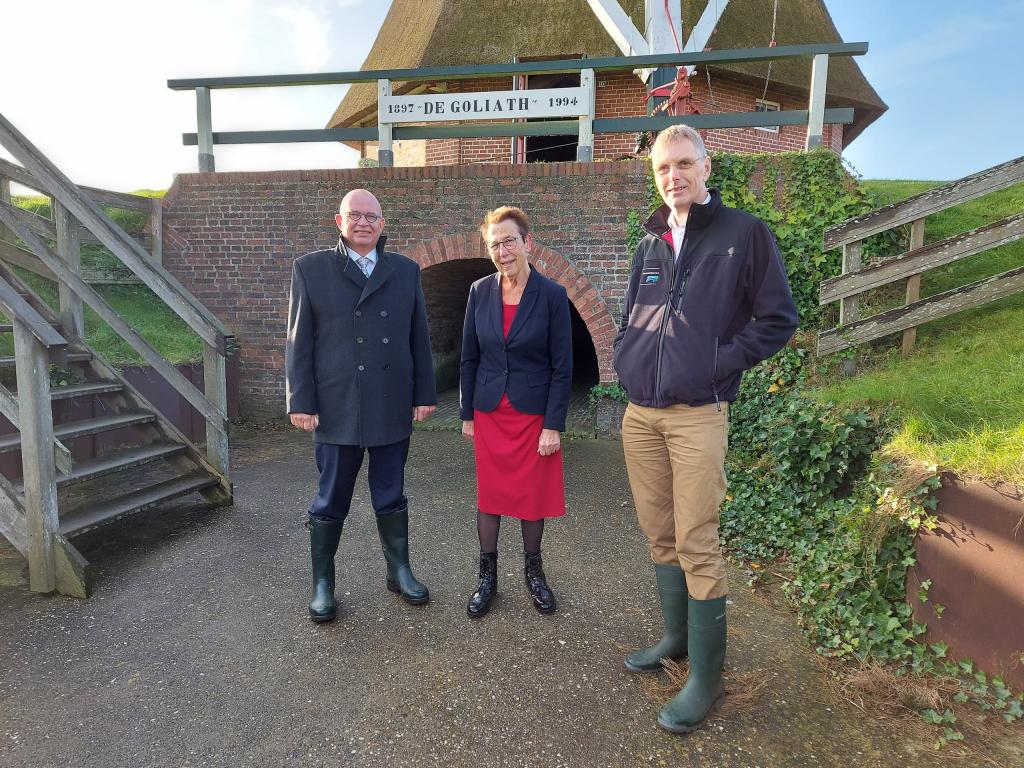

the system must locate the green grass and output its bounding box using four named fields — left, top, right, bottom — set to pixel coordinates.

left=812, top=179, right=1024, bottom=485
